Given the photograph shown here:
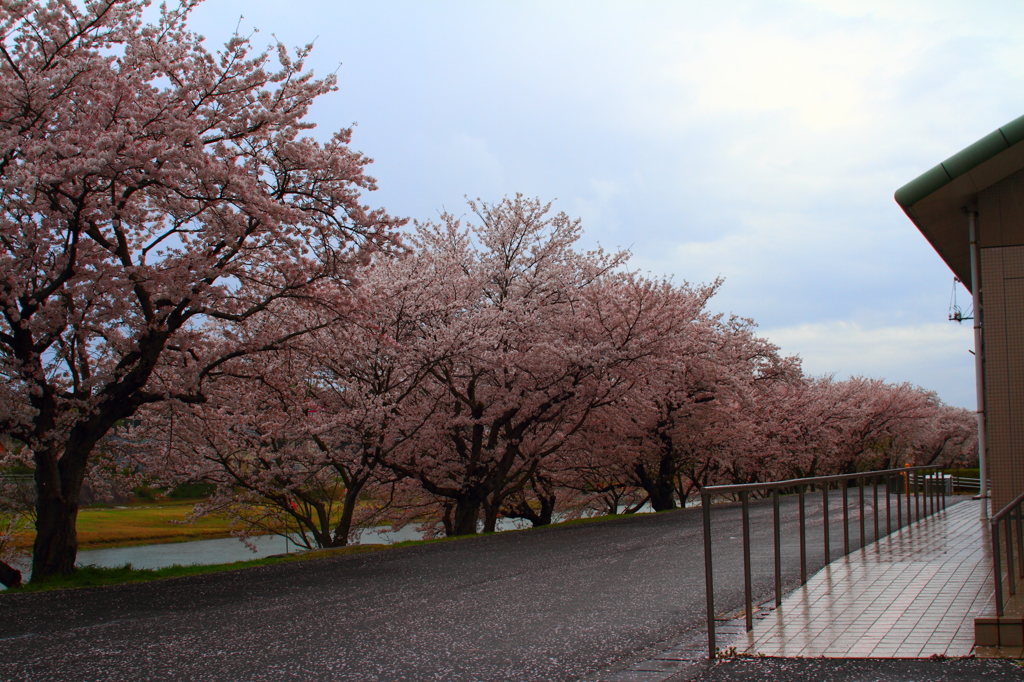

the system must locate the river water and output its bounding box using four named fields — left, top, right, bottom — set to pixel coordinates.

left=0, top=516, right=540, bottom=588
left=2, top=504, right=664, bottom=589
left=73, top=519, right=531, bottom=570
